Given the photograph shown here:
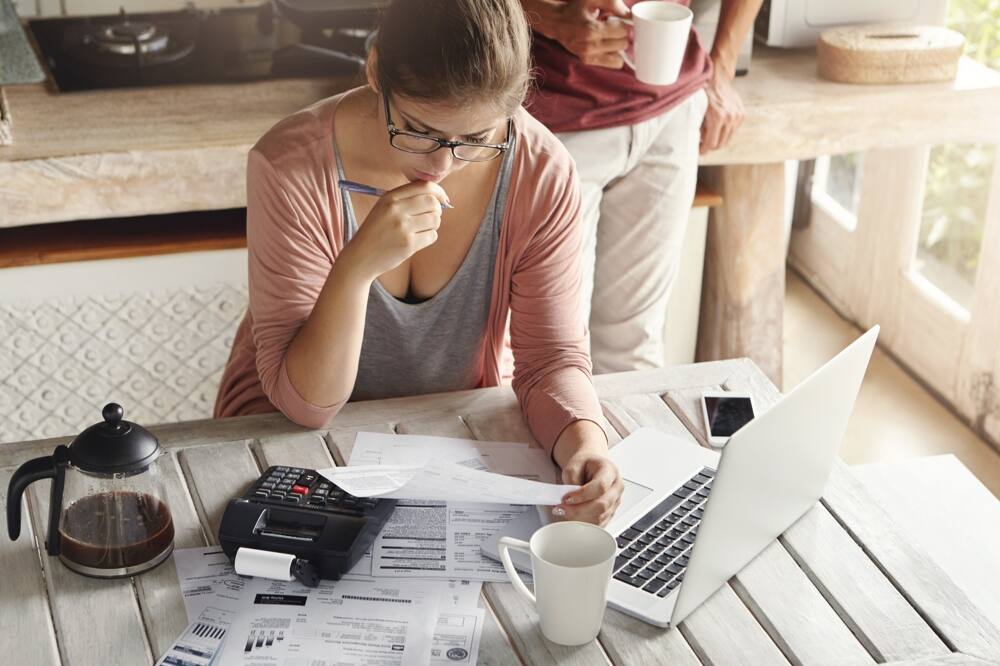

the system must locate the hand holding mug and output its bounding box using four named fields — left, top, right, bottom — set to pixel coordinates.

left=614, top=1, right=693, bottom=86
